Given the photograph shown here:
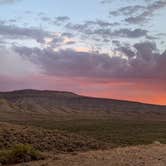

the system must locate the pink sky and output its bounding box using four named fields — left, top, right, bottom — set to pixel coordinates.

left=0, top=74, right=165, bottom=105
left=0, top=0, right=166, bottom=106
